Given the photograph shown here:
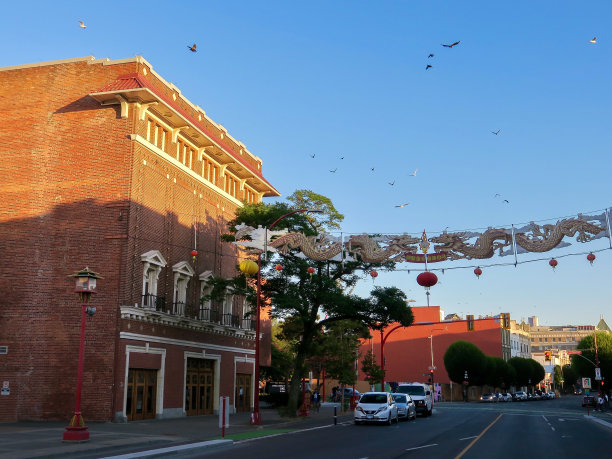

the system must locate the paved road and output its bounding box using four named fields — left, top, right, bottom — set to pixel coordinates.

left=193, top=397, right=612, bottom=459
